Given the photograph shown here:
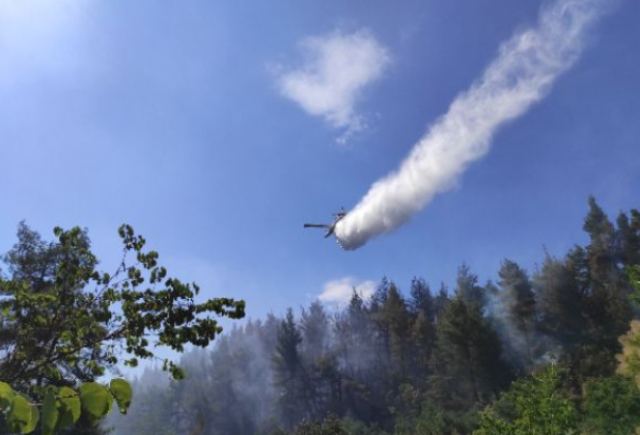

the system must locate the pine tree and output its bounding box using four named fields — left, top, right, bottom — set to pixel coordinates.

left=259, top=313, right=281, bottom=356
left=410, top=311, right=434, bottom=384
left=581, top=199, right=632, bottom=371
left=430, top=296, right=511, bottom=411
left=456, top=264, right=486, bottom=310
left=584, top=196, right=616, bottom=287
left=433, top=283, right=450, bottom=325
left=408, top=278, right=436, bottom=380
left=380, top=284, right=411, bottom=379
left=334, top=291, right=374, bottom=374
left=334, top=291, right=389, bottom=426
left=370, top=277, right=391, bottom=313
left=369, top=279, right=393, bottom=371
left=301, top=300, right=329, bottom=363
left=409, top=277, right=435, bottom=321
left=498, top=259, right=537, bottom=367
left=273, top=309, right=309, bottom=429
left=534, top=253, right=586, bottom=348
left=615, top=211, right=640, bottom=266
